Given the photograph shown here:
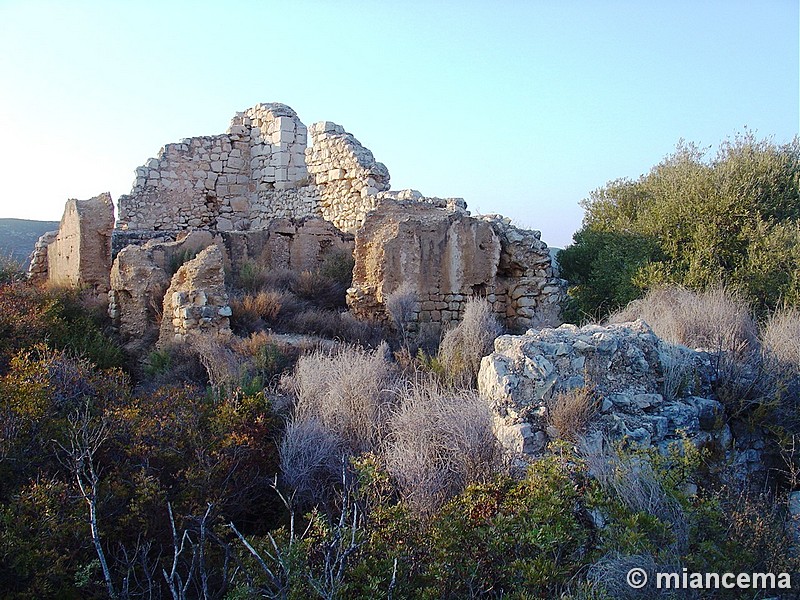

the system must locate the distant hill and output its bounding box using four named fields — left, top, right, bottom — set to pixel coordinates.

left=0, top=218, right=60, bottom=268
